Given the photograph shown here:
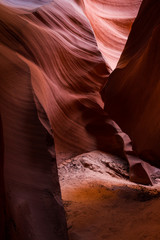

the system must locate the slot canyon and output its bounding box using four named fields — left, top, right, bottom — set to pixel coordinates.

left=1, top=0, right=160, bottom=239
